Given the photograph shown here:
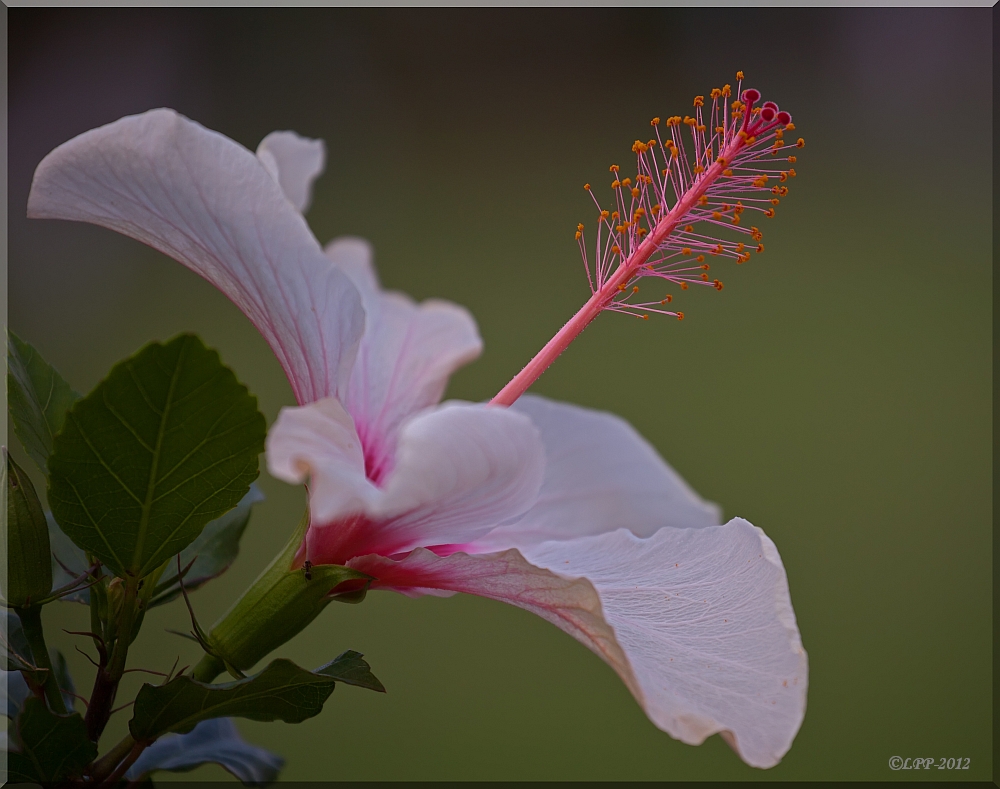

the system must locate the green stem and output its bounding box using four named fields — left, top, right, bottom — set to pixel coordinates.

left=14, top=605, right=67, bottom=714
left=100, top=739, right=148, bottom=787
left=85, top=578, right=140, bottom=741
left=191, top=653, right=226, bottom=684
left=107, top=578, right=140, bottom=678
left=90, top=733, right=135, bottom=781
